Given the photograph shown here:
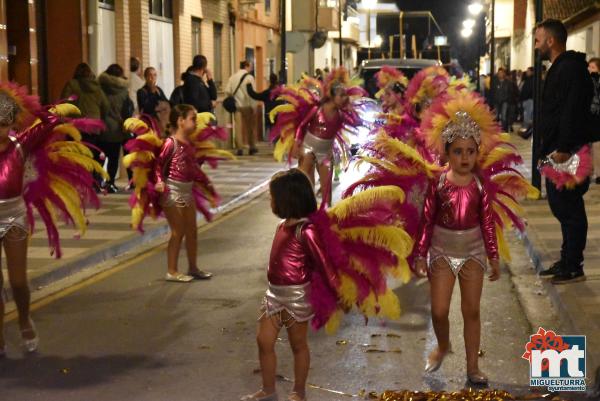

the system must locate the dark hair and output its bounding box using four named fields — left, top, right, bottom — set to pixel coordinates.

left=269, top=169, right=317, bottom=219
left=105, top=63, right=125, bottom=78
left=73, top=63, right=94, bottom=80
left=130, top=57, right=140, bottom=72
left=269, top=73, right=278, bottom=87
left=240, top=60, right=250, bottom=69
left=192, top=55, right=207, bottom=70
left=536, top=19, right=567, bottom=45
left=589, top=58, right=600, bottom=71
left=167, top=104, right=196, bottom=132
left=143, top=67, right=156, bottom=79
